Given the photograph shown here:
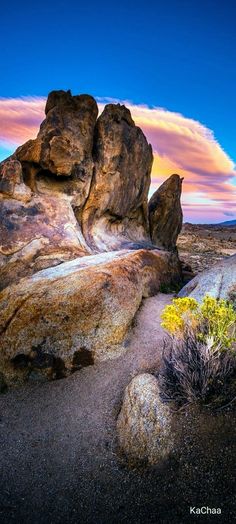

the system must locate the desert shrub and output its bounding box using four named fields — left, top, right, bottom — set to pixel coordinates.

left=161, top=295, right=236, bottom=350
left=158, top=330, right=236, bottom=407
left=158, top=296, right=236, bottom=407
